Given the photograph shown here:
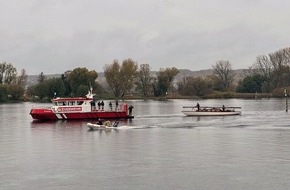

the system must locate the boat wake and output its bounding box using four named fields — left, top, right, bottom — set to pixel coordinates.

left=136, top=114, right=184, bottom=118
left=87, top=124, right=156, bottom=131
left=110, top=125, right=154, bottom=129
